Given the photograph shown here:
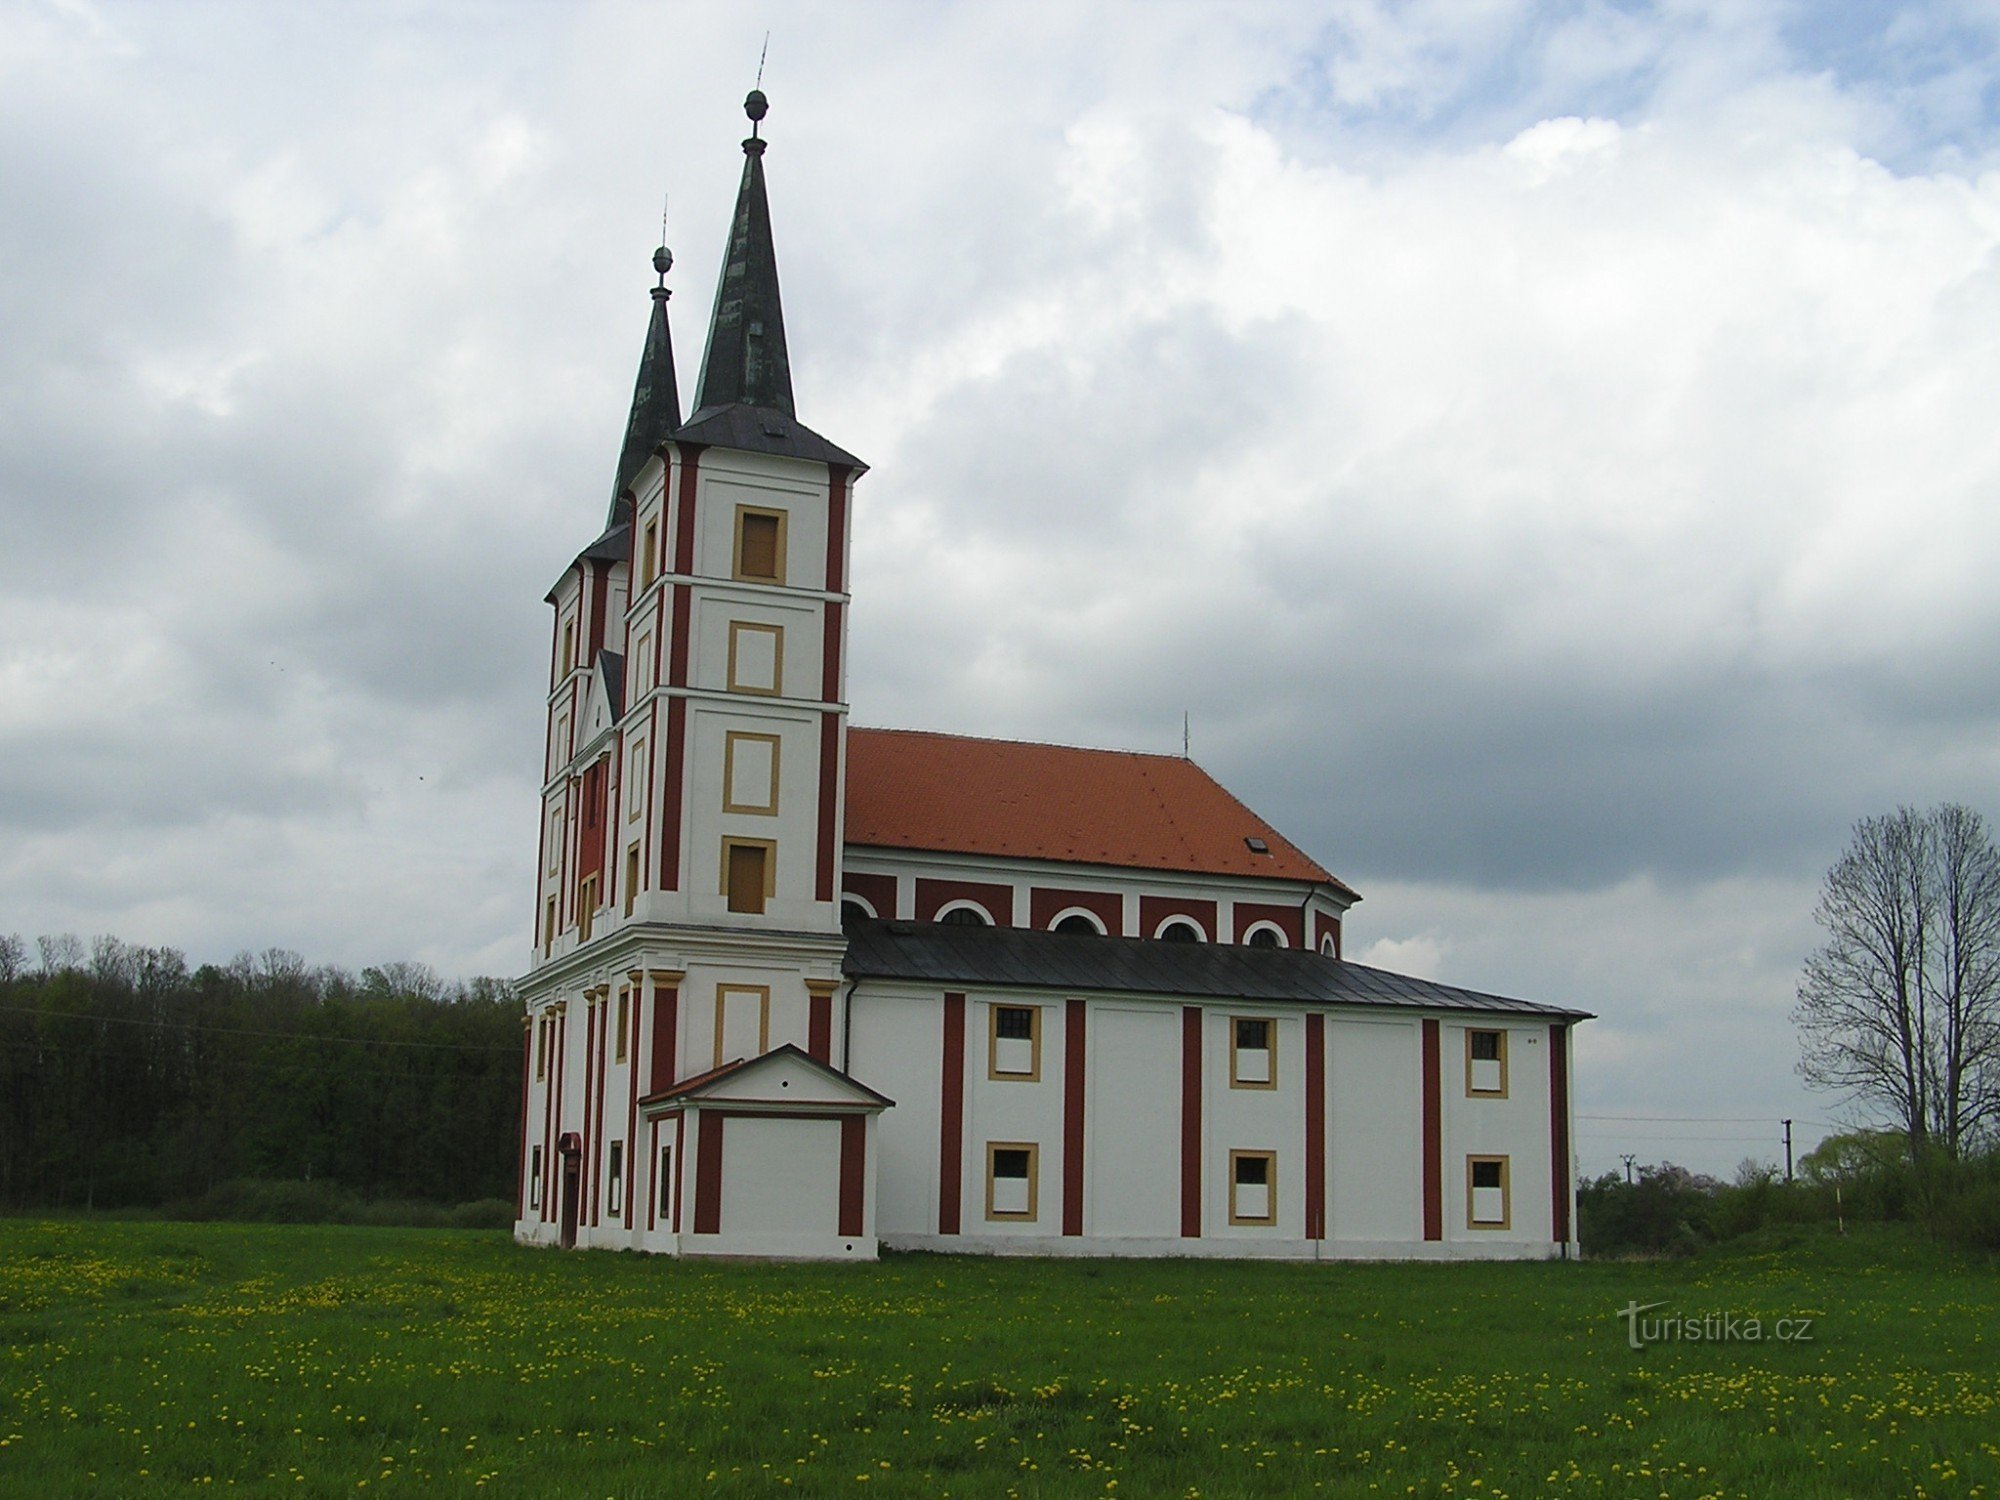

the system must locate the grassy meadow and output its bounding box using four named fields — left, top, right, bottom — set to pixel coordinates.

left=0, top=1219, right=1994, bottom=1497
